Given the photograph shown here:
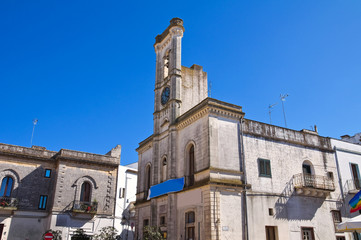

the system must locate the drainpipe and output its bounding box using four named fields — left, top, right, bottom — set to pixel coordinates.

left=240, top=116, right=249, bottom=240
left=113, top=166, right=119, bottom=230
left=334, top=147, right=345, bottom=203
left=123, top=170, right=129, bottom=233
